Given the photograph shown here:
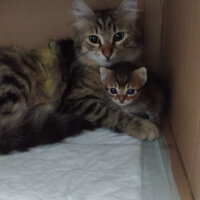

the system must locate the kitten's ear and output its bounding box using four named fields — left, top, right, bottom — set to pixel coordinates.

left=132, top=67, right=147, bottom=87
left=72, top=0, right=94, bottom=21
left=117, top=0, right=138, bottom=21
left=99, top=67, right=112, bottom=85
